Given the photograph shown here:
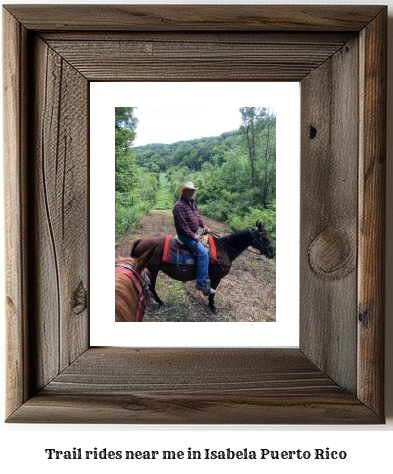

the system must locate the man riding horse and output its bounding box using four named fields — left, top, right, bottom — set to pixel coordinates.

left=172, top=181, right=214, bottom=296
